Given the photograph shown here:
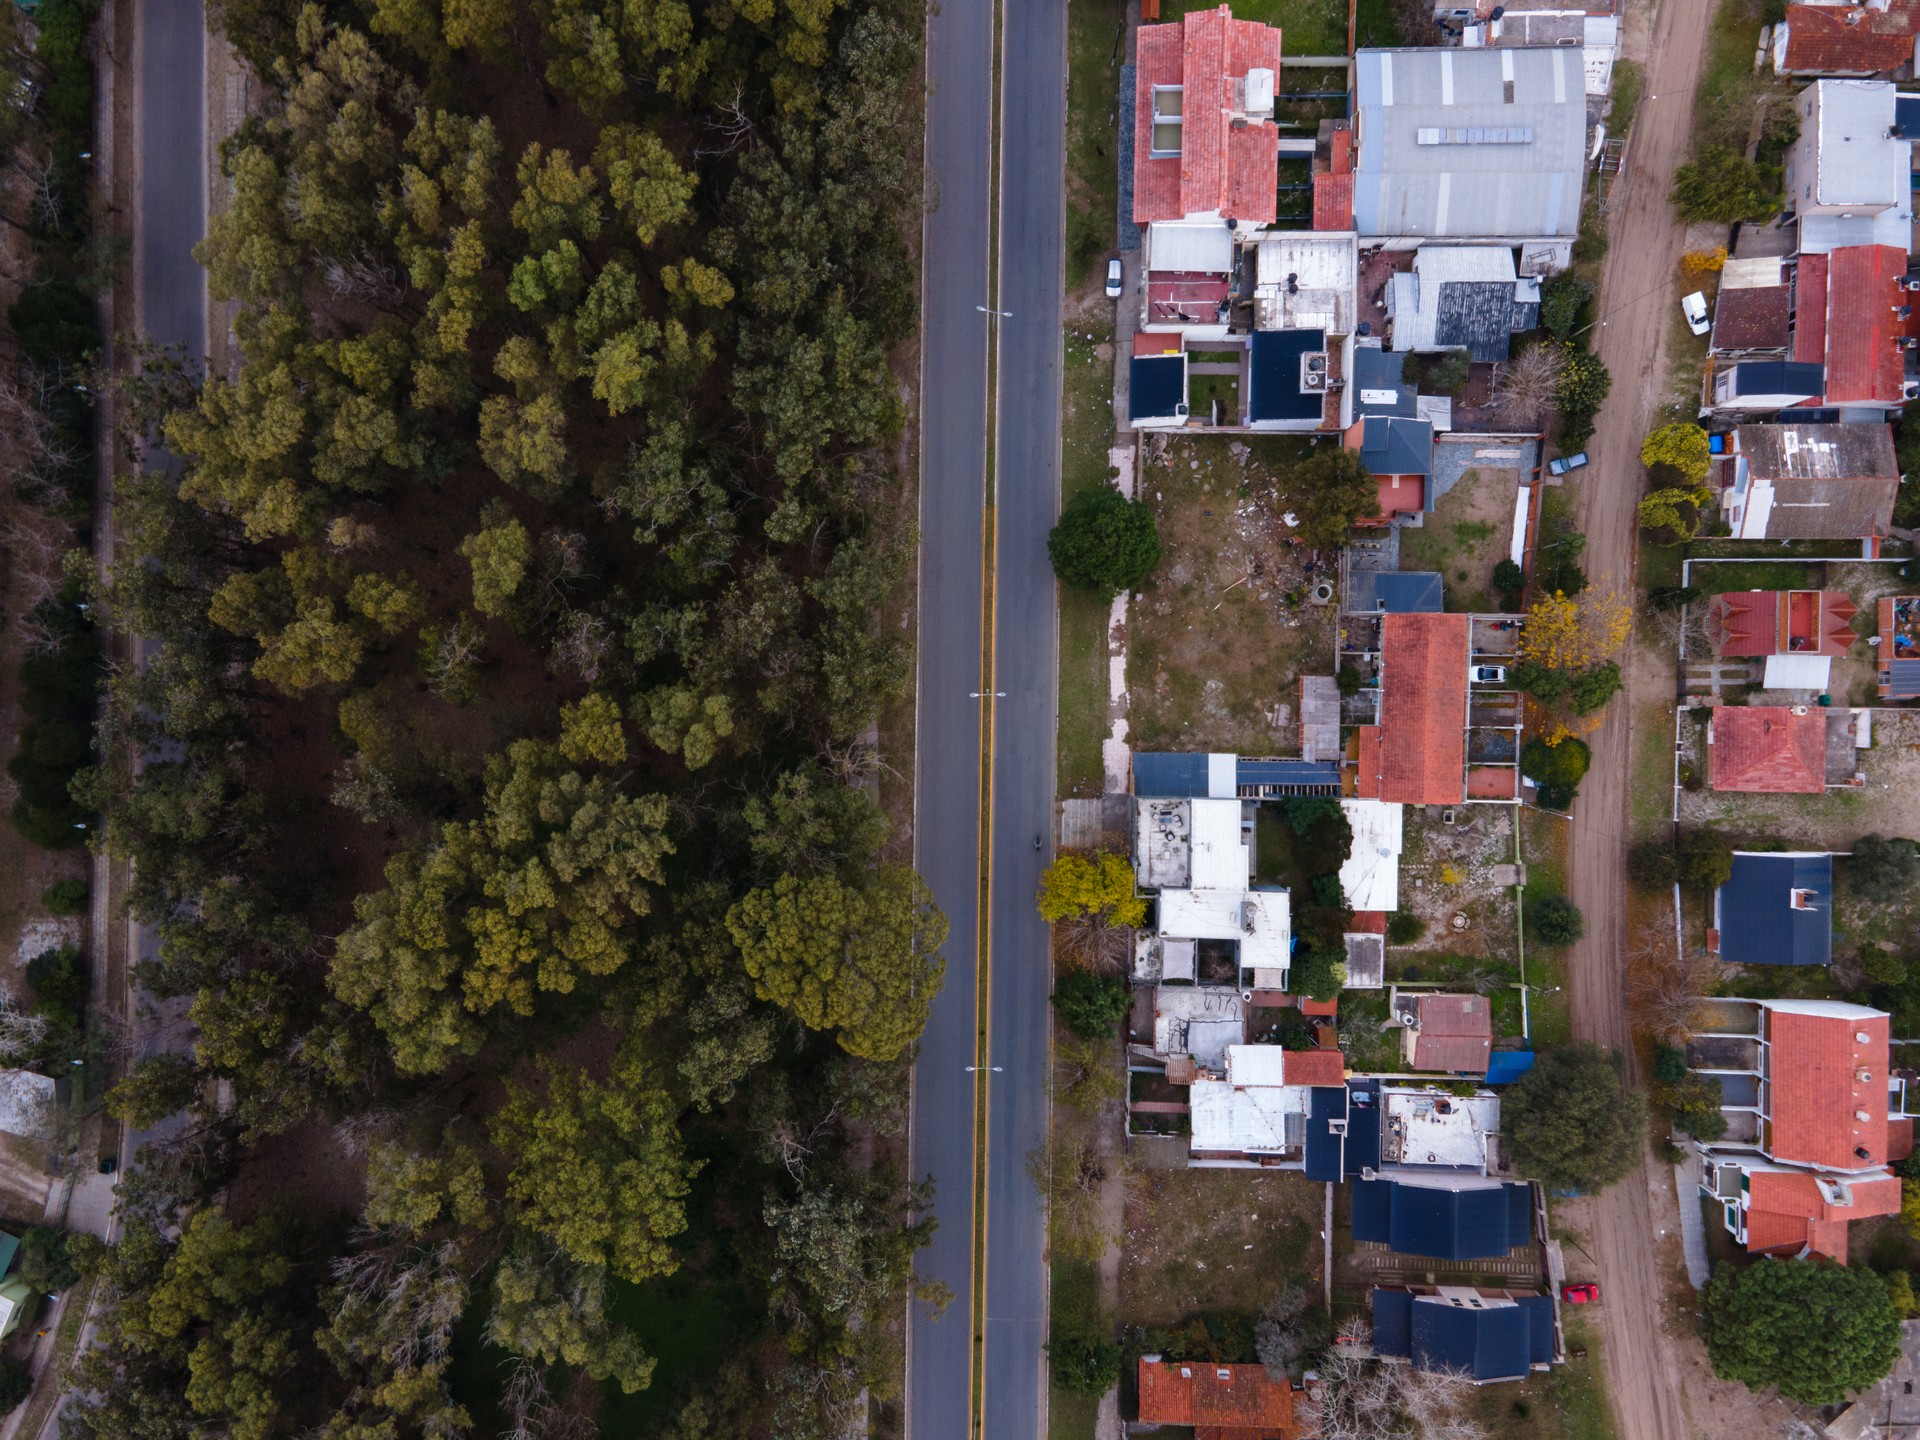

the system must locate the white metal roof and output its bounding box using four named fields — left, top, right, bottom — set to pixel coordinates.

left=1721, top=257, right=1785, bottom=291
left=1157, top=888, right=1291, bottom=972
left=1762, top=653, right=1834, bottom=691
left=1812, top=80, right=1904, bottom=209
left=1147, top=219, right=1235, bottom=275
left=1189, top=798, right=1251, bottom=891
left=1225, top=1043, right=1290, bottom=1087
left=1190, top=1077, right=1310, bottom=1154
left=1339, top=799, right=1404, bottom=912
